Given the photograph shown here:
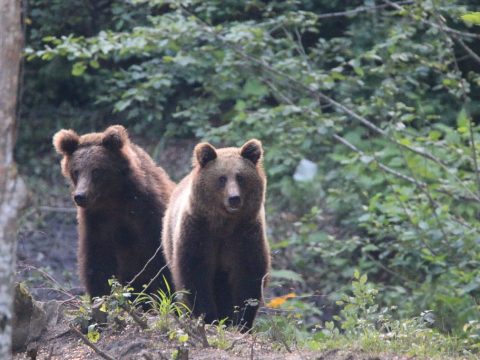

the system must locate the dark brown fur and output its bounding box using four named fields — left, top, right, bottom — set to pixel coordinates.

left=162, top=139, right=270, bottom=331
left=53, top=125, right=175, bottom=298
